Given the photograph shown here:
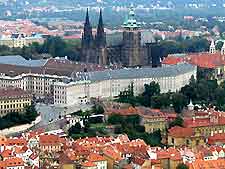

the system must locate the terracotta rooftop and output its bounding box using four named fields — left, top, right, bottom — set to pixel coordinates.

left=39, top=134, right=61, bottom=145
left=1, top=149, right=13, bottom=159
left=162, top=56, right=184, bottom=65
left=88, top=153, right=105, bottom=162
left=168, top=126, right=194, bottom=138
left=162, top=51, right=225, bottom=69
left=184, top=111, right=225, bottom=128
left=208, top=133, right=225, bottom=145
left=6, top=138, right=27, bottom=146
left=4, top=157, right=24, bottom=167
left=189, top=159, right=225, bottom=169
left=82, top=161, right=97, bottom=167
